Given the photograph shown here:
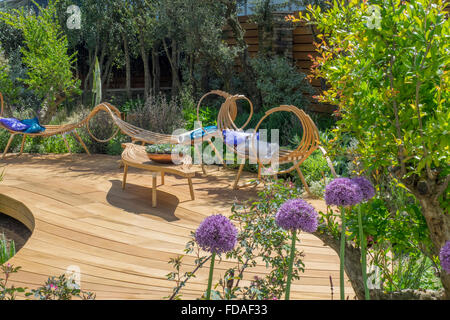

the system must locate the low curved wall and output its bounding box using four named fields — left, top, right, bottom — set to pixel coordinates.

left=0, top=194, right=35, bottom=233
